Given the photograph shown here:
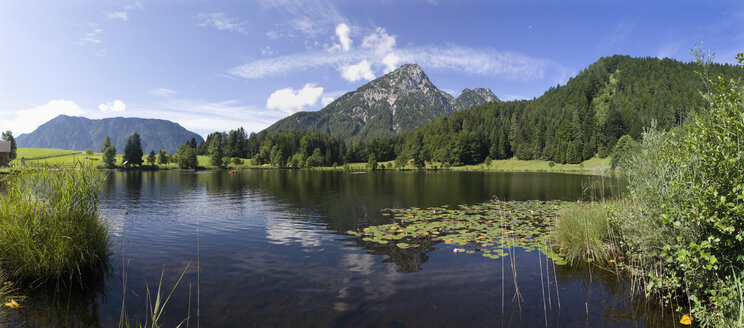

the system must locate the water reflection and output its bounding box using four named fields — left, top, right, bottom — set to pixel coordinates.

left=17, top=170, right=678, bottom=328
